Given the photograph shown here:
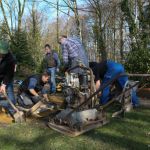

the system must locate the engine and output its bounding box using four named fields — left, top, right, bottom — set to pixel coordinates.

left=48, top=66, right=107, bottom=132
left=63, top=71, right=90, bottom=109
